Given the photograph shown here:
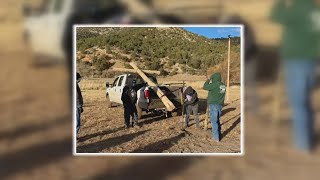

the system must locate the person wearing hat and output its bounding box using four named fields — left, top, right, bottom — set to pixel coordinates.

left=76, top=72, right=83, bottom=135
